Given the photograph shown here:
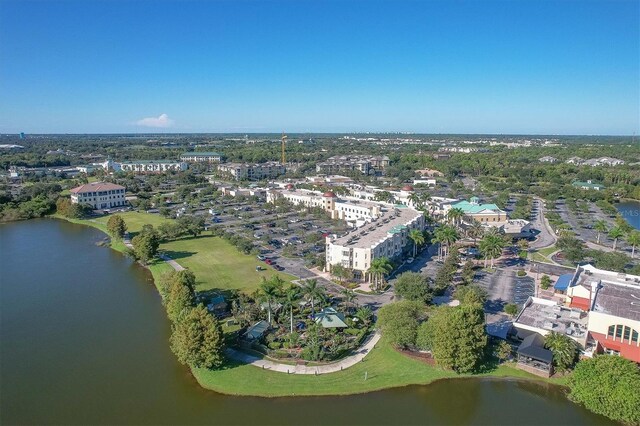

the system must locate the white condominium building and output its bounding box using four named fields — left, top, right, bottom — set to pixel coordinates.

left=70, top=182, right=126, bottom=209
left=218, top=162, right=286, bottom=181
left=180, top=152, right=223, bottom=163
left=118, top=160, right=188, bottom=174
left=326, top=206, right=424, bottom=279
